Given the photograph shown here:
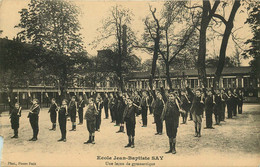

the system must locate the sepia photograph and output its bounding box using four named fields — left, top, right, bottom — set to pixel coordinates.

left=0, top=0, right=259, bottom=166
